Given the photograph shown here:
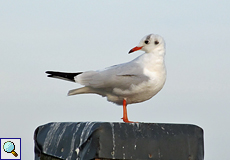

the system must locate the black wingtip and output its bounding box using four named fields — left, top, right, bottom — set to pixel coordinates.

left=46, top=71, right=54, bottom=77
left=47, top=74, right=53, bottom=77
left=45, top=71, right=83, bottom=82
left=46, top=71, right=53, bottom=74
